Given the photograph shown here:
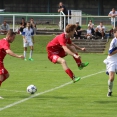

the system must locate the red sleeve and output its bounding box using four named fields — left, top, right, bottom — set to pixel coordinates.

left=58, top=34, right=67, bottom=46
left=3, top=41, right=10, bottom=50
